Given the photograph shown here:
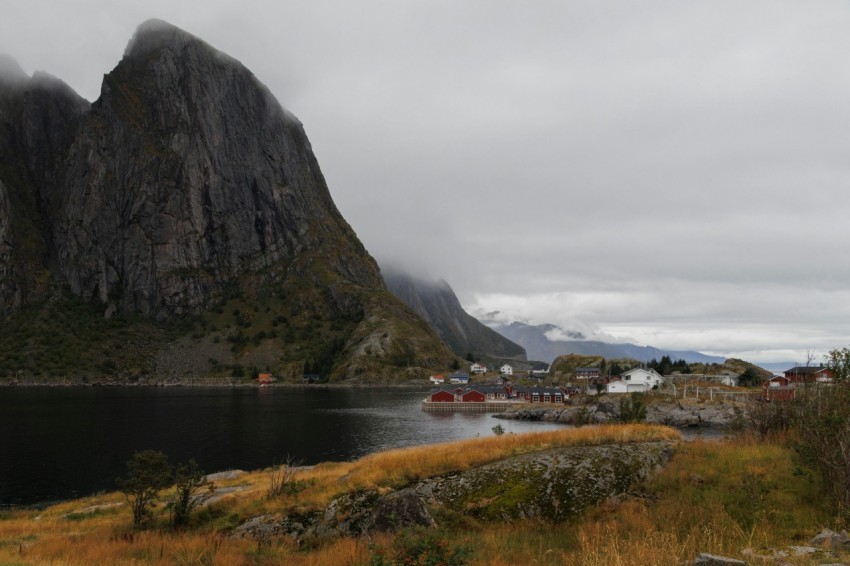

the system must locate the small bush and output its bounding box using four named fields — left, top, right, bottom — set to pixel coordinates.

left=618, top=393, right=647, bottom=423
left=369, top=528, right=472, bottom=566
